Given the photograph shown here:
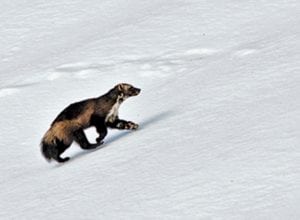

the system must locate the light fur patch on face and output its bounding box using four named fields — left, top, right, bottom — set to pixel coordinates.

left=122, top=84, right=131, bottom=91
